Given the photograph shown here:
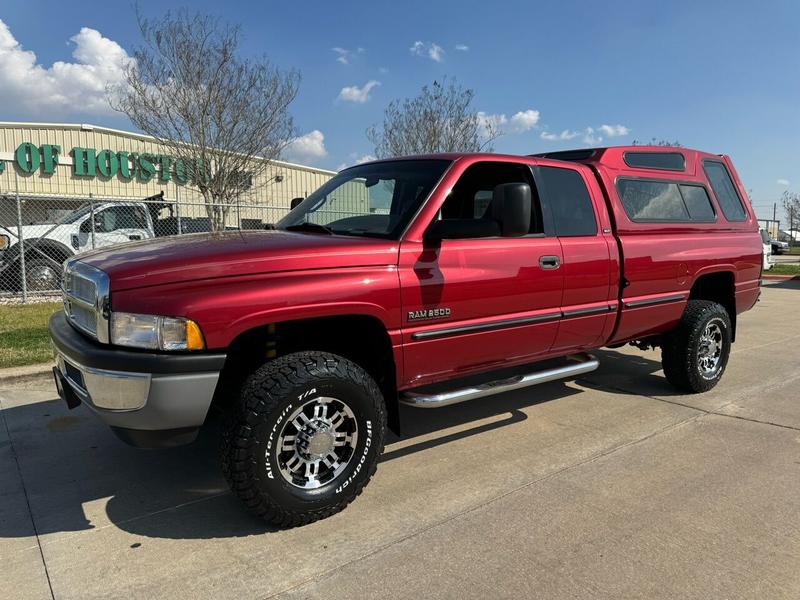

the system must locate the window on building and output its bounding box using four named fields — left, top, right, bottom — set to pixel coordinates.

left=537, top=166, right=597, bottom=236
left=703, top=160, right=747, bottom=222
